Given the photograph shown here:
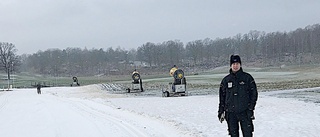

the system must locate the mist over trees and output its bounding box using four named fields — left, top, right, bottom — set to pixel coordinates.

left=8, top=23, right=320, bottom=76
